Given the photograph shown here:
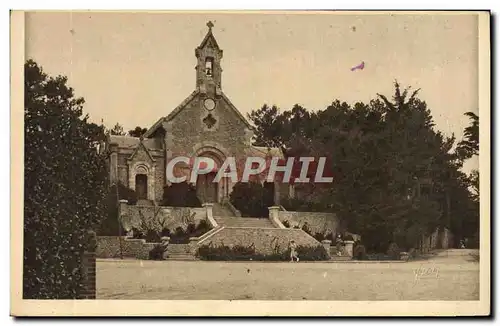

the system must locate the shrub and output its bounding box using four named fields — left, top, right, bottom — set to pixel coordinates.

left=196, top=243, right=329, bottom=261
left=386, top=242, right=401, bottom=260
left=191, top=219, right=212, bottom=237
left=148, top=244, right=166, bottom=260
left=301, top=222, right=311, bottom=235
left=280, top=197, right=329, bottom=212
left=167, top=220, right=213, bottom=244
left=186, top=223, right=196, bottom=235
left=296, top=245, right=329, bottom=261
left=353, top=244, right=367, bottom=260
left=161, top=228, right=171, bottom=237
left=24, top=60, right=108, bottom=299
left=229, top=182, right=269, bottom=217
left=282, top=220, right=291, bottom=228
left=324, top=232, right=335, bottom=243
left=97, top=183, right=137, bottom=236
left=313, top=232, right=325, bottom=242
left=162, top=182, right=201, bottom=207
left=135, top=208, right=168, bottom=243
